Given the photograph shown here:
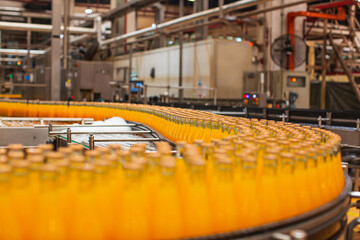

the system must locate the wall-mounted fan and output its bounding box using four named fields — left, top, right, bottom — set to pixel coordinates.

left=270, top=34, right=306, bottom=70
